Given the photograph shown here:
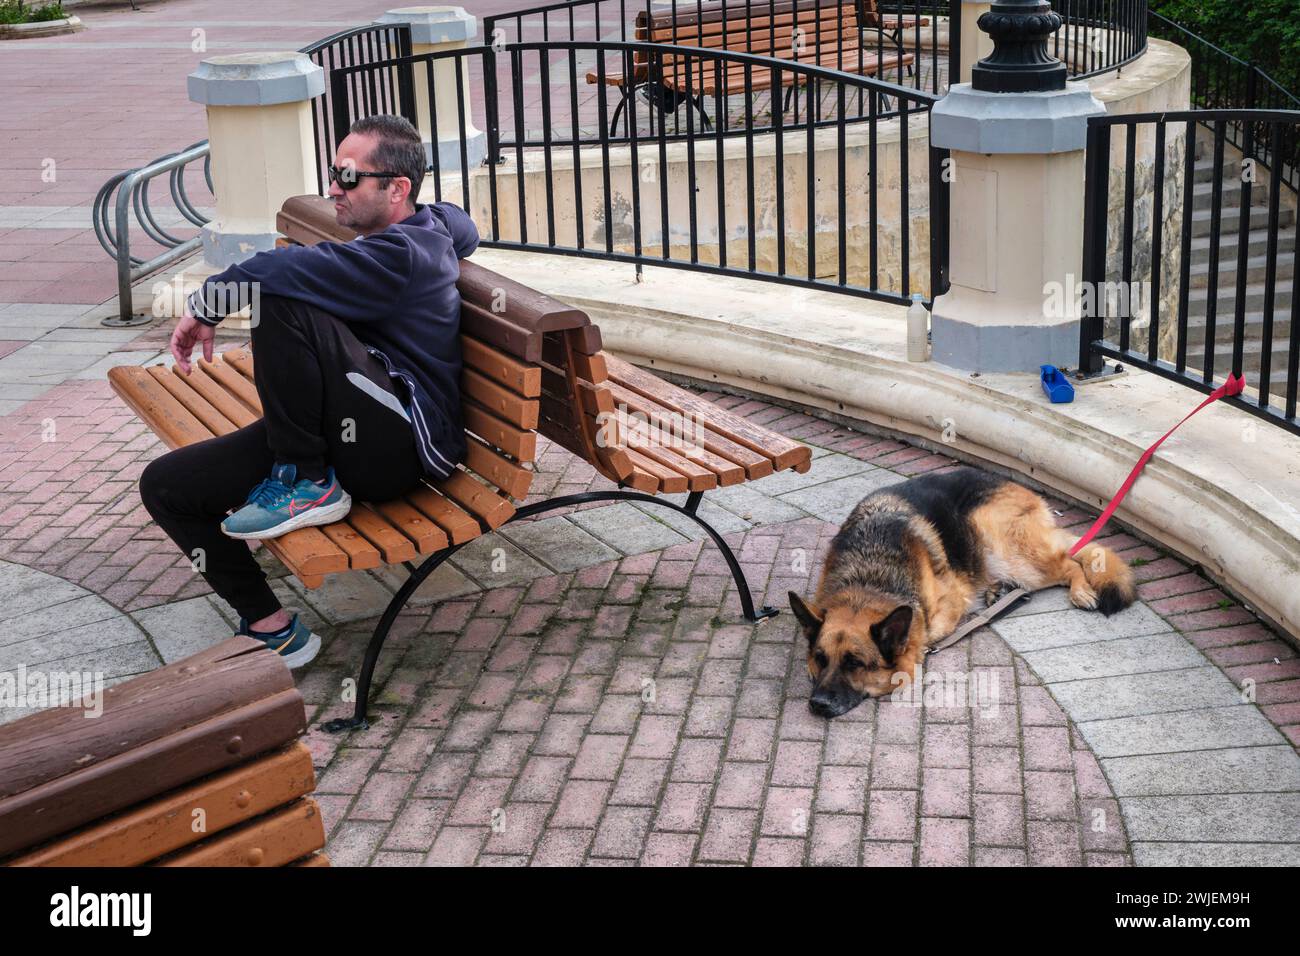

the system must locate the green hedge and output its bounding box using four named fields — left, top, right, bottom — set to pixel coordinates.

left=1150, top=0, right=1300, bottom=96
left=0, top=1, right=66, bottom=24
